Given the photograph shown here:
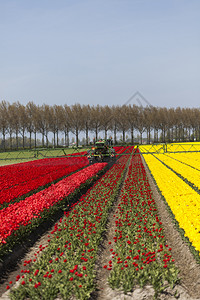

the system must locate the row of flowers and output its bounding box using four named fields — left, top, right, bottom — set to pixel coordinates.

left=0, top=155, right=89, bottom=207
left=143, top=153, right=200, bottom=256
left=153, top=153, right=200, bottom=190
left=8, top=148, right=133, bottom=299
left=104, top=151, right=179, bottom=297
left=0, top=163, right=107, bottom=258
left=0, top=154, right=85, bottom=189
left=163, top=152, right=200, bottom=170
